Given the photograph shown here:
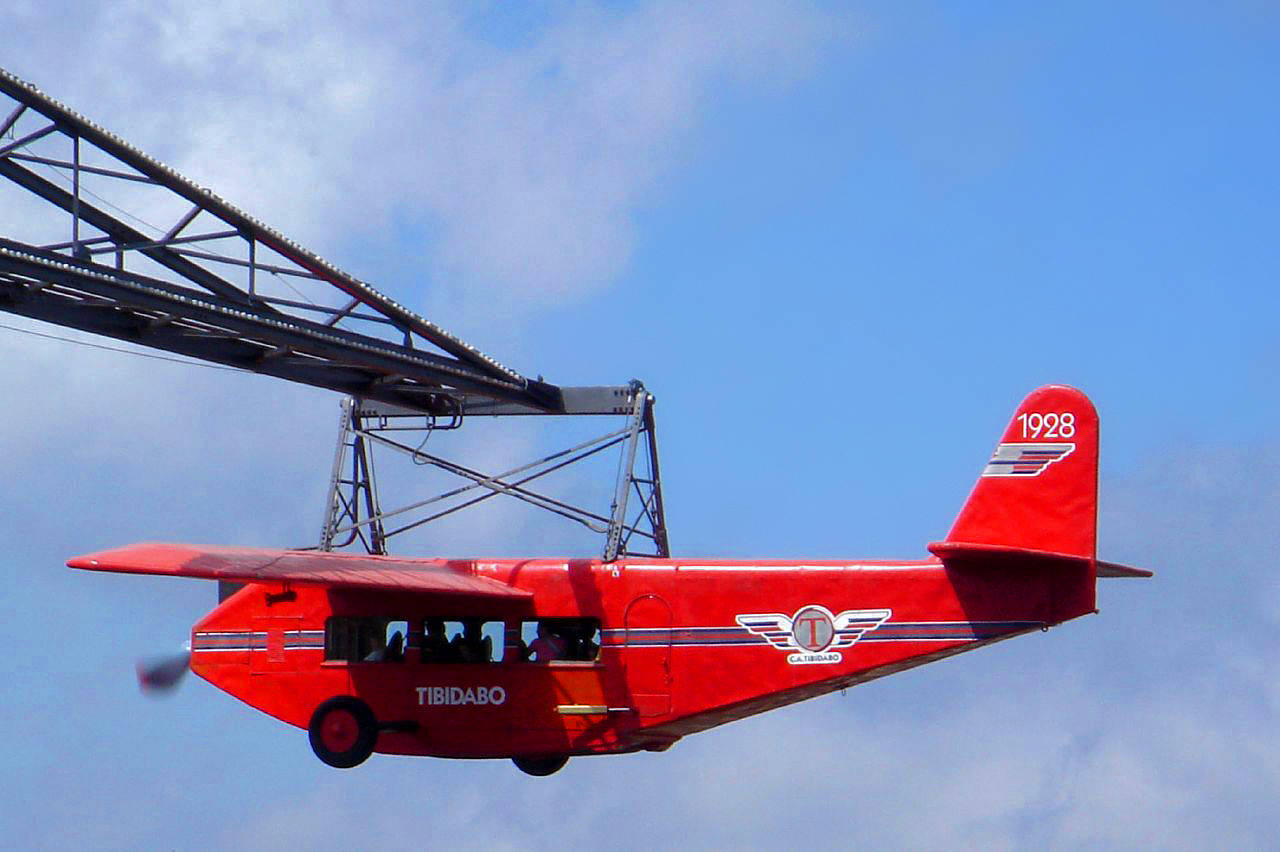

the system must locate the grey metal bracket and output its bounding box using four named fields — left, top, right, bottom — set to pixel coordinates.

left=605, top=385, right=668, bottom=561
left=320, top=398, right=387, bottom=555
left=317, top=383, right=669, bottom=561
